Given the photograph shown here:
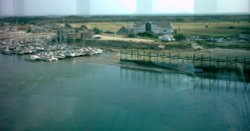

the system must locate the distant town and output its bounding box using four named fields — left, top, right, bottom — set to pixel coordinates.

left=0, top=15, right=249, bottom=56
